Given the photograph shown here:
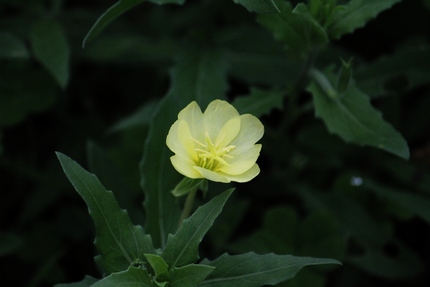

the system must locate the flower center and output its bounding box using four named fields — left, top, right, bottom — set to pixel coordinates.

left=192, top=132, right=236, bottom=171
